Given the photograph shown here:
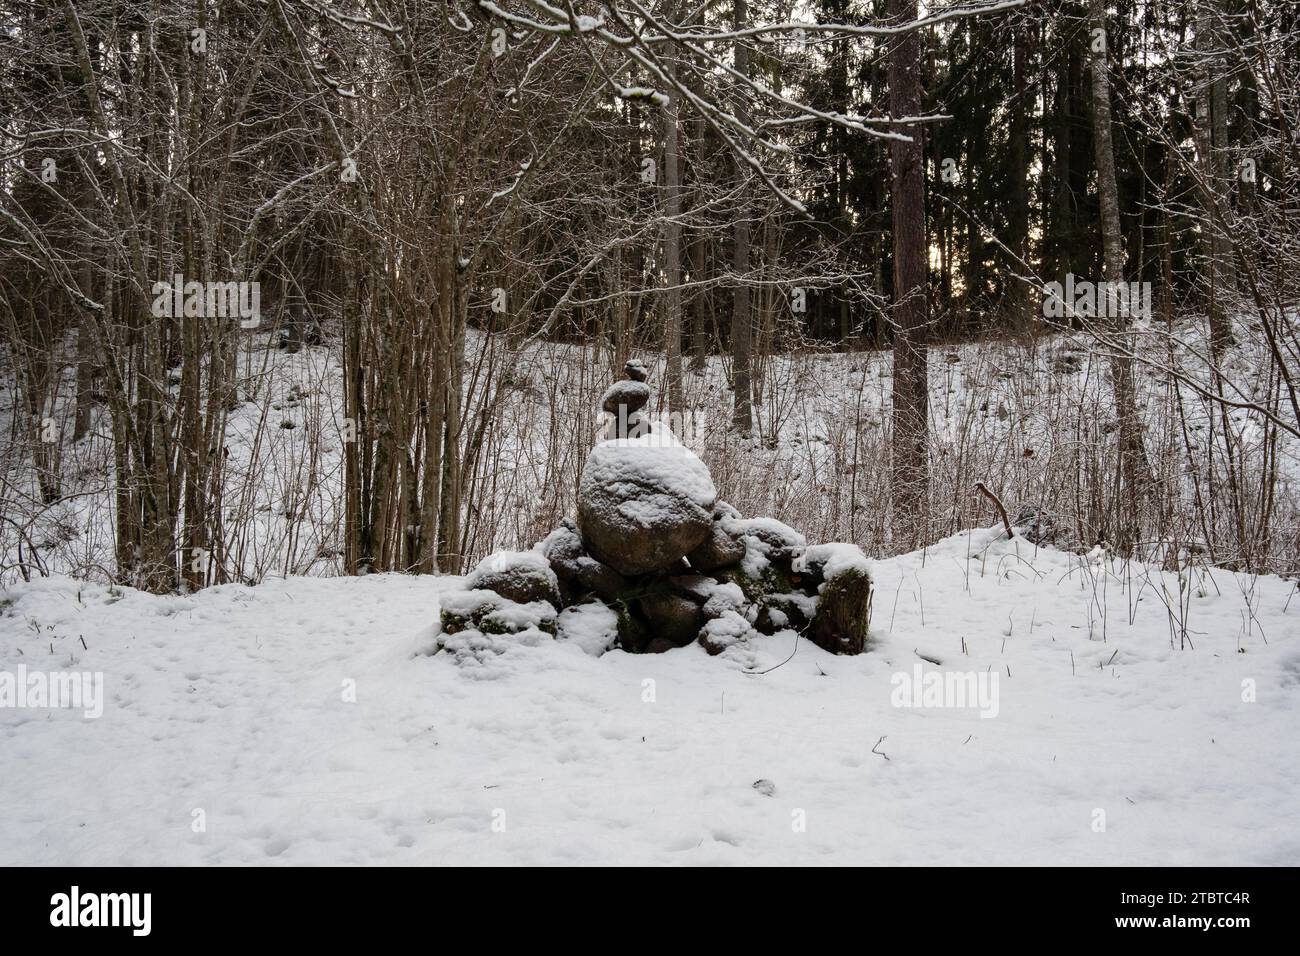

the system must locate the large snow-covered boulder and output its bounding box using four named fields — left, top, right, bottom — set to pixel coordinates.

left=577, top=429, right=717, bottom=577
